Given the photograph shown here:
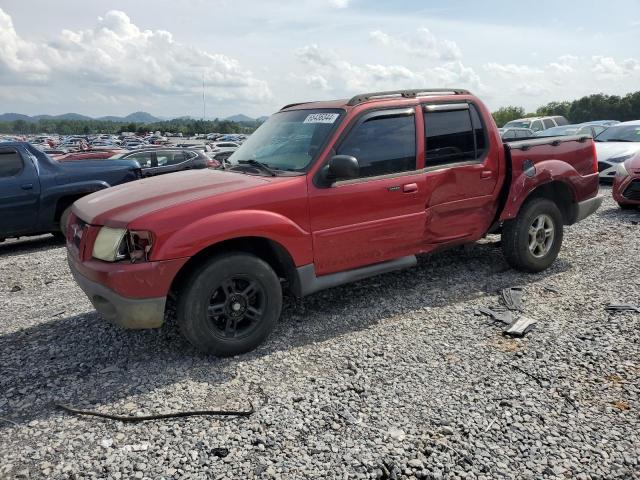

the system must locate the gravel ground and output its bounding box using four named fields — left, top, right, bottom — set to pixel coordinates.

left=0, top=187, right=638, bottom=480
